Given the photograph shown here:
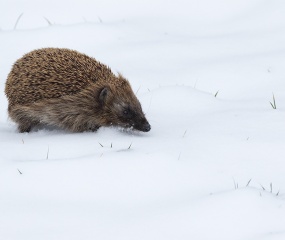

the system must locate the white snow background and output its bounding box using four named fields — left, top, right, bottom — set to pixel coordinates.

left=1, top=0, right=285, bottom=239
